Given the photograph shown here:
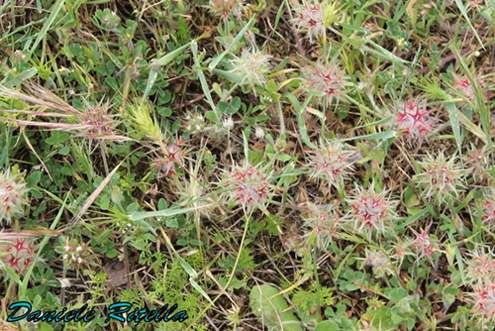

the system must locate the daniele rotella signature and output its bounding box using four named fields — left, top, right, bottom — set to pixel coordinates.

left=7, top=301, right=188, bottom=324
